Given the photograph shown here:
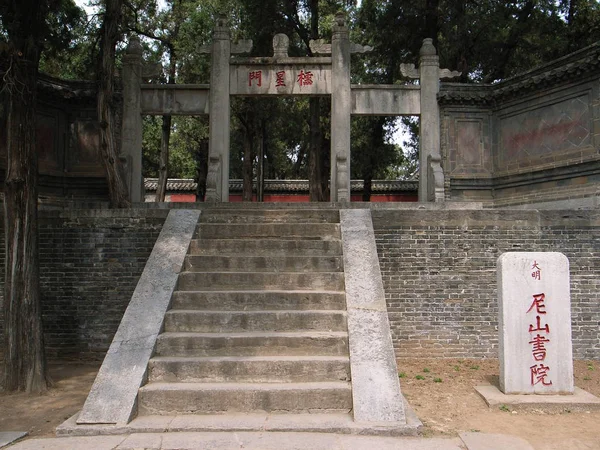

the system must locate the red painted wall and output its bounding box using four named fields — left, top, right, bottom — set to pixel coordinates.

left=163, top=193, right=418, bottom=203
